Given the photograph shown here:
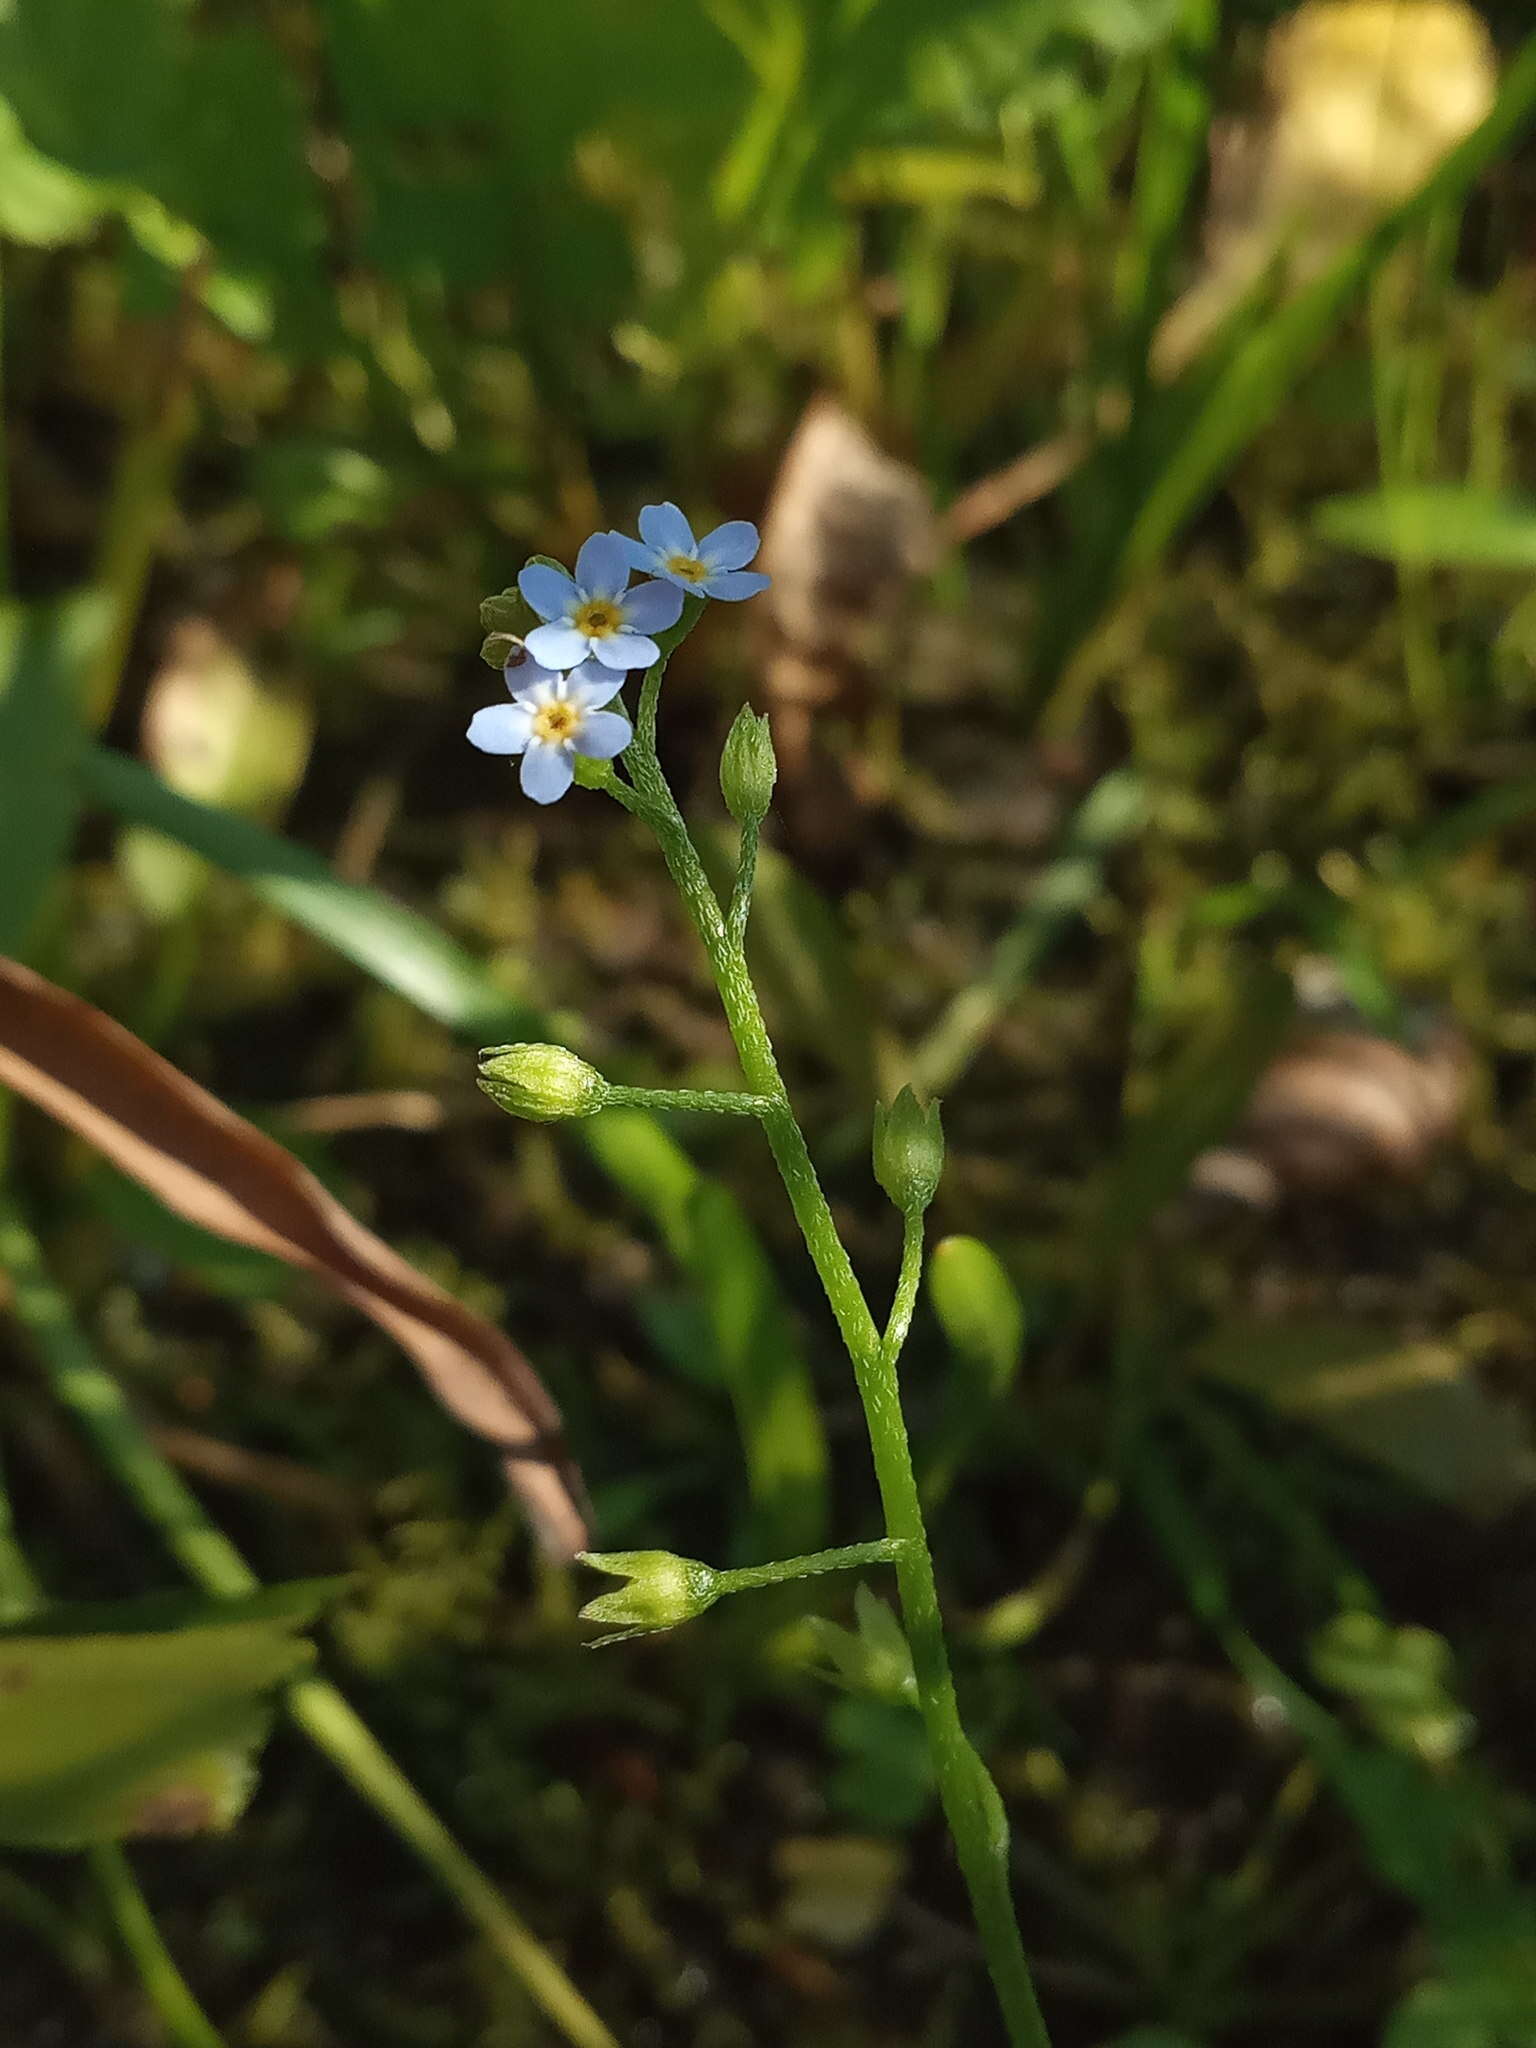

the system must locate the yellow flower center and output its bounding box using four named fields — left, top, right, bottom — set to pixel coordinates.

left=573, top=598, right=622, bottom=638
left=531, top=700, right=580, bottom=745
left=665, top=553, right=709, bottom=584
